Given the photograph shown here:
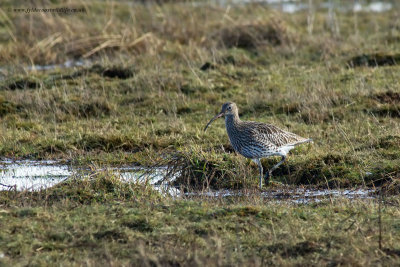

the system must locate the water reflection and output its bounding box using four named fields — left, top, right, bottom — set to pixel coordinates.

left=0, top=160, right=71, bottom=191
left=0, top=160, right=173, bottom=193
left=0, top=160, right=375, bottom=203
